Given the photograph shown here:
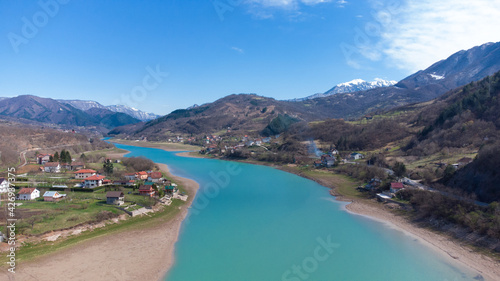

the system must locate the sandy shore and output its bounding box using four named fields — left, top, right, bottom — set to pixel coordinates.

left=344, top=200, right=500, bottom=280
left=1, top=149, right=199, bottom=281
